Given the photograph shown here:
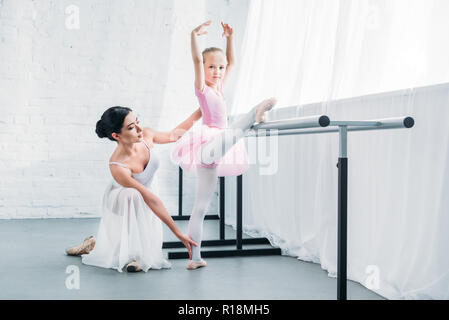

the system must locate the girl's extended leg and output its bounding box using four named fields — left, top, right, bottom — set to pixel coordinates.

left=198, top=98, right=277, bottom=165
left=187, top=165, right=219, bottom=267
